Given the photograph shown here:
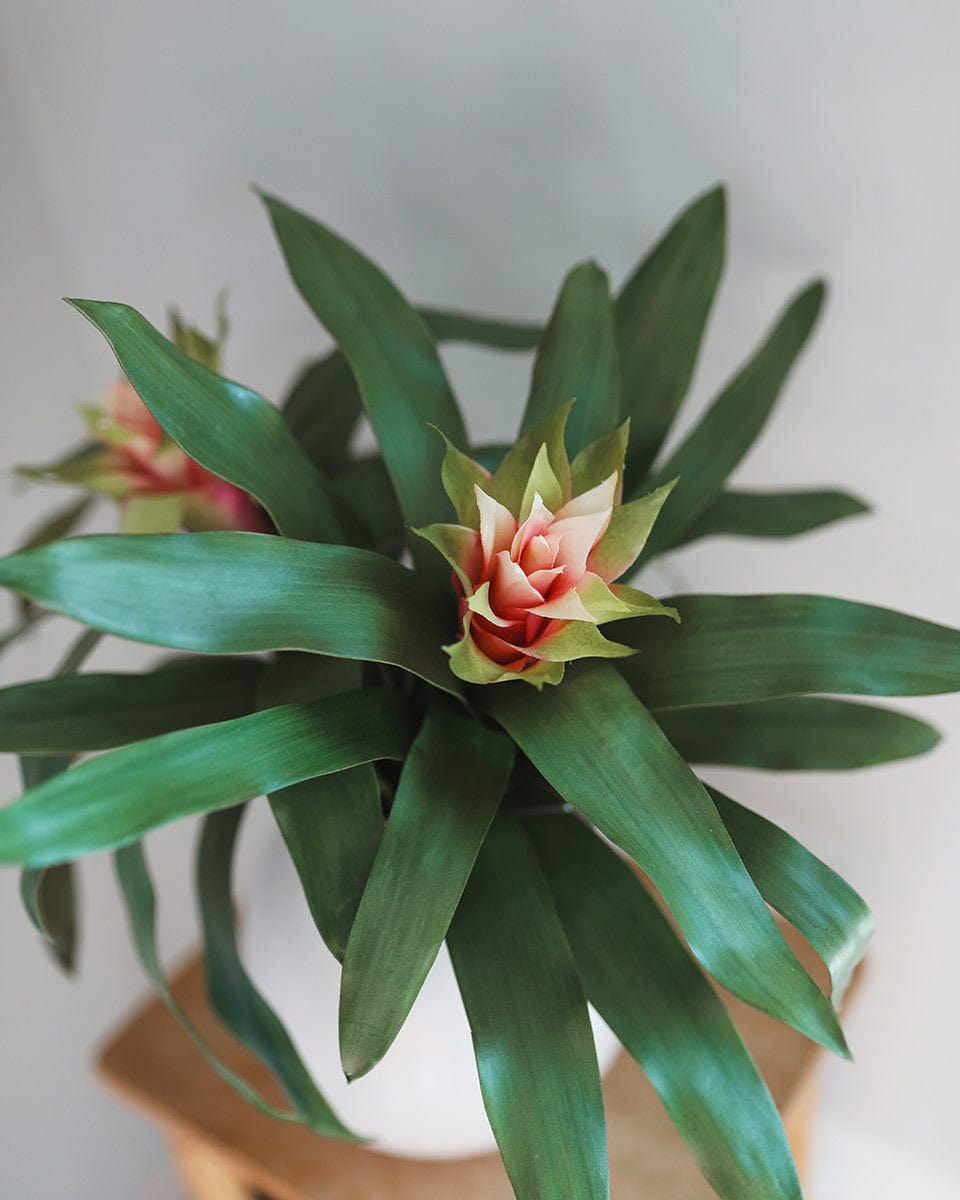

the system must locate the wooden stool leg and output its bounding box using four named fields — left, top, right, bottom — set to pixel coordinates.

left=169, top=1132, right=253, bottom=1200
